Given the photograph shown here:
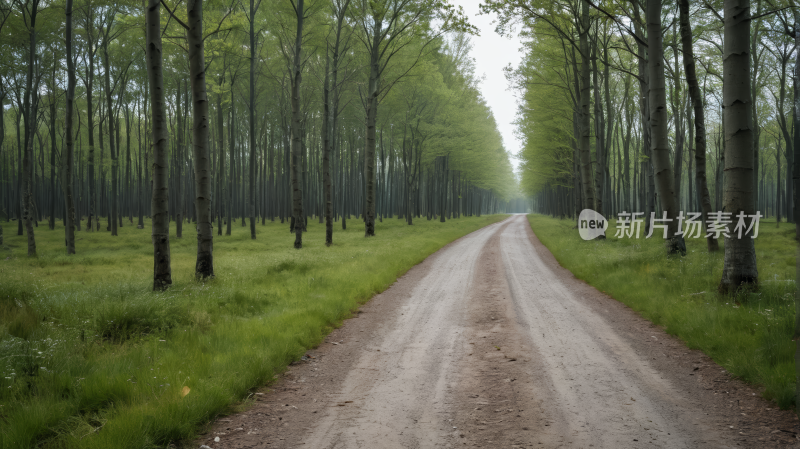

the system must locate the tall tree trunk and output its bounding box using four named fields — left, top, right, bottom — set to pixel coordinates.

left=678, top=0, right=718, bottom=252
left=175, top=83, right=183, bottom=238
left=217, top=77, right=224, bottom=235
left=591, top=38, right=604, bottom=216
left=145, top=0, right=172, bottom=290
left=719, top=0, right=758, bottom=293
left=290, top=0, right=305, bottom=248
left=646, top=0, right=684, bottom=253
left=22, top=0, right=39, bottom=256
left=363, top=18, right=381, bottom=237
left=48, top=82, right=56, bottom=230
left=63, top=0, right=76, bottom=254
left=671, top=28, right=684, bottom=212
left=578, top=0, right=596, bottom=212
left=322, top=52, right=333, bottom=246
left=125, top=105, right=132, bottom=223
left=85, top=14, right=96, bottom=233
left=102, top=36, right=119, bottom=237
left=227, top=95, right=234, bottom=236
left=248, top=0, right=257, bottom=239
left=188, top=0, right=214, bottom=278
